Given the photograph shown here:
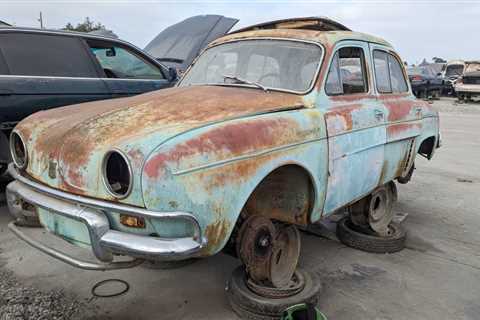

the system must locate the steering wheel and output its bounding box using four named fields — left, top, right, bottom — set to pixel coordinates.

left=257, top=72, right=281, bottom=85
